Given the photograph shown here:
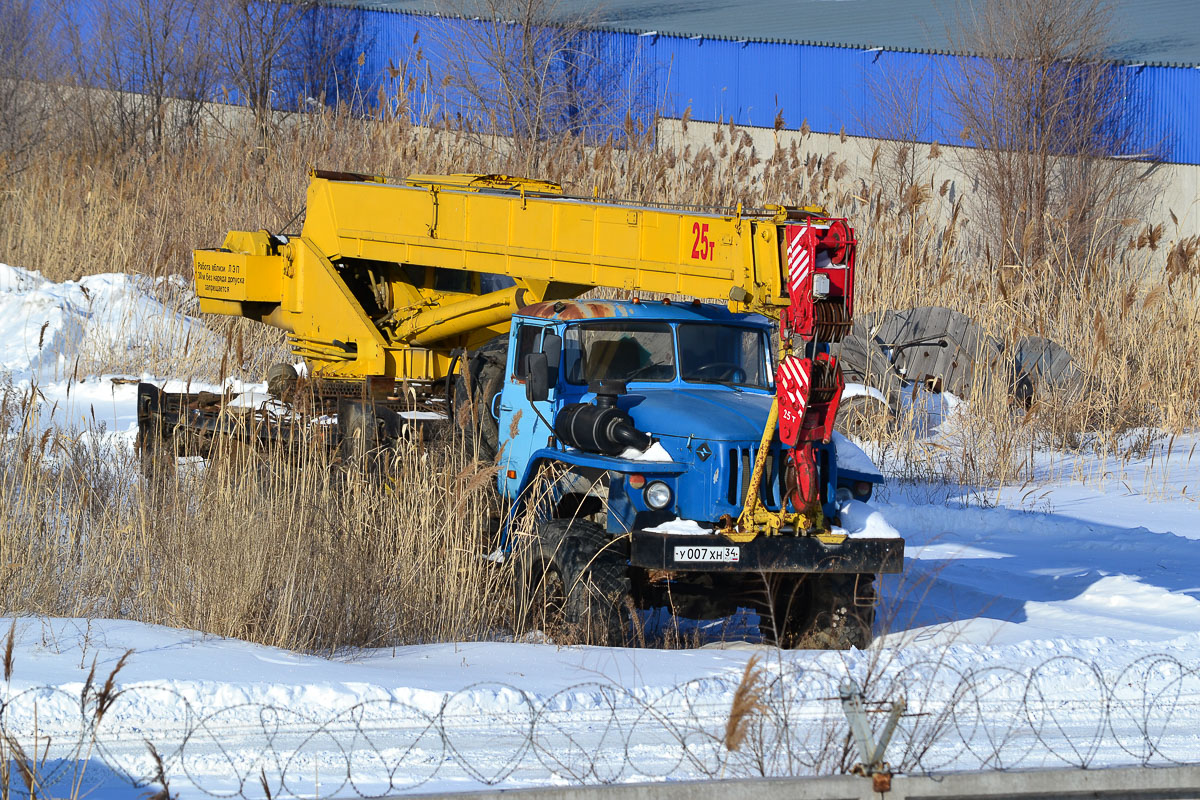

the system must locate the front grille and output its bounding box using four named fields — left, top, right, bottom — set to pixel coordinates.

left=726, top=446, right=785, bottom=510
